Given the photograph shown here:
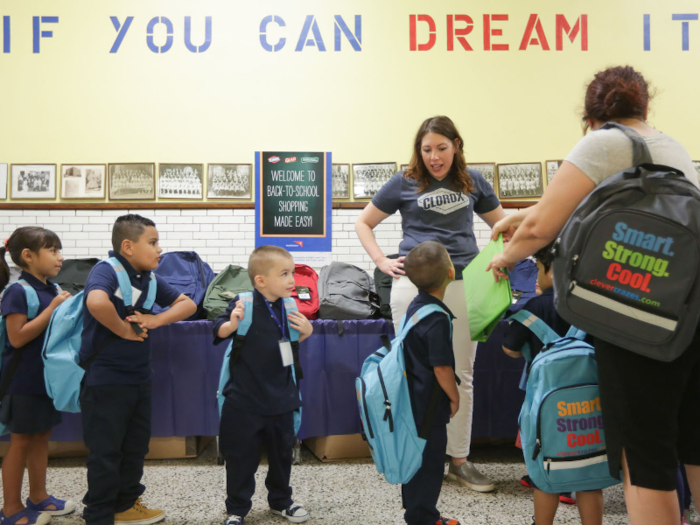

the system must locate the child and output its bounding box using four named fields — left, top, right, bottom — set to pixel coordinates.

left=213, top=245, right=312, bottom=525
left=0, top=227, right=75, bottom=525
left=502, top=243, right=603, bottom=525
left=80, top=214, right=196, bottom=525
left=401, top=241, right=461, bottom=525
